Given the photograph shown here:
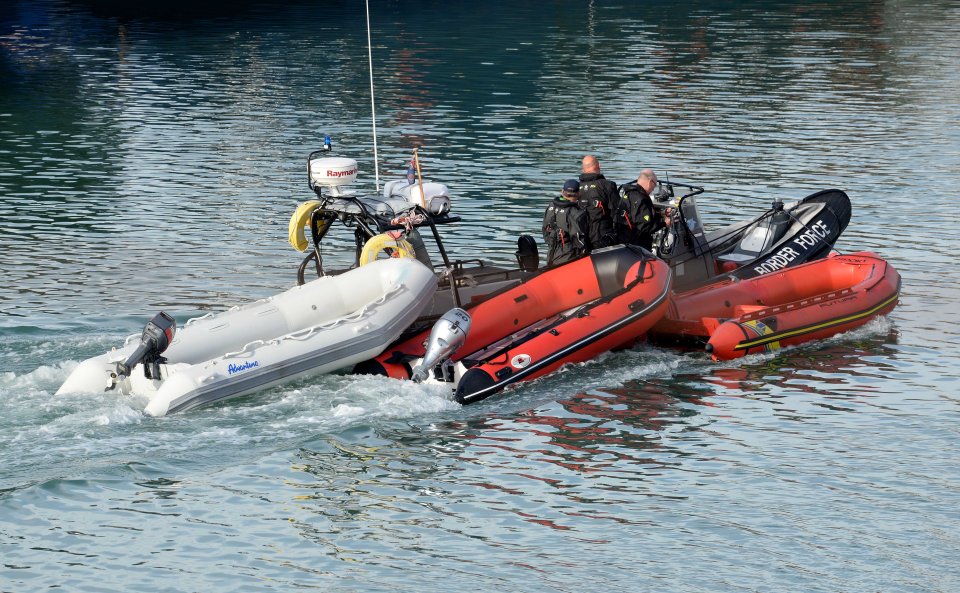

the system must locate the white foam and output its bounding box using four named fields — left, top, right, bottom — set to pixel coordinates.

left=91, top=404, right=146, bottom=426
left=1, top=361, right=74, bottom=392
left=331, top=403, right=366, bottom=418
left=728, top=315, right=896, bottom=367
left=519, top=346, right=693, bottom=401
